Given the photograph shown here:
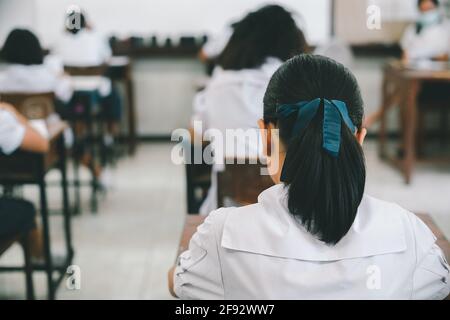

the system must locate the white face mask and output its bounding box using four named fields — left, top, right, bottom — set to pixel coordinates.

left=418, top=9, right=441, bottom=28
